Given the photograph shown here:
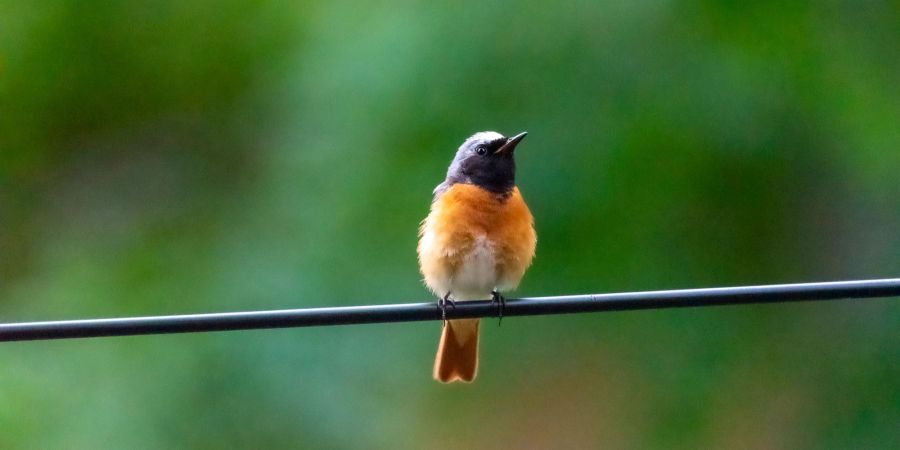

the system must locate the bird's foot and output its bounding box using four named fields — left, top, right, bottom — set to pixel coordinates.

left=491, top=290, right=505, bottom=325
left=439, top=292, right=456, bottom=326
